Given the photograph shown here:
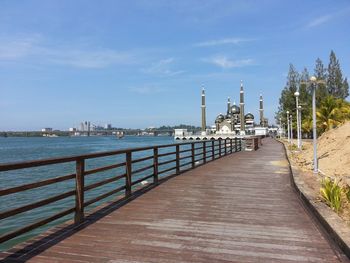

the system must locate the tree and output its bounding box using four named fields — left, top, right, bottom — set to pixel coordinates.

left=276, top=64, right=299, bottom=125
left=342, top=78, right=349, bottom=98
left=314, top=58, right=328, bottom=105
left=327, top=50, right=348, bottom=99
left=299, top=67, right=312, bottom=119
left=301, top=114, right=313, bottom=138
left=316, top=96, right=350, bottom=133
